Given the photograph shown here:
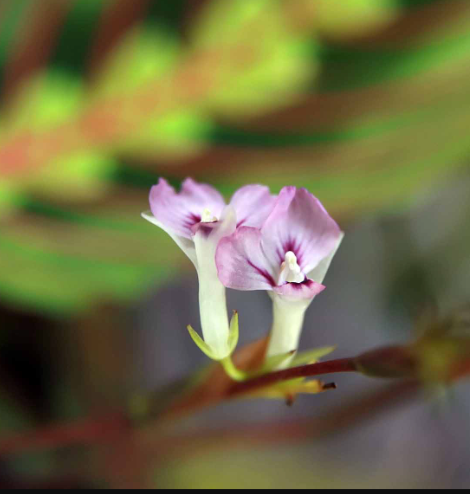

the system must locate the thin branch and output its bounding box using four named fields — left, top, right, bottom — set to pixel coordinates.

left=227, top=358, right=357, bottom=398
